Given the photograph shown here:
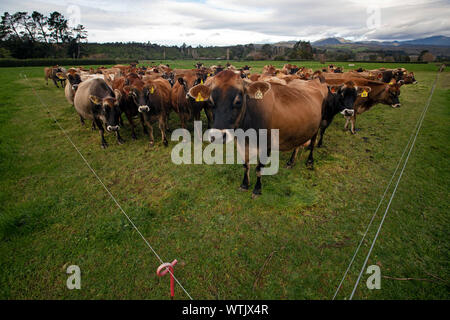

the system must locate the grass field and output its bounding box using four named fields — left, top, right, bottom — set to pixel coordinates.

left=0, top=60, right=448, bottom=299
